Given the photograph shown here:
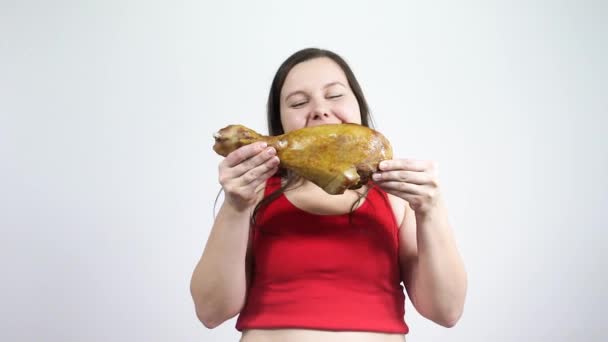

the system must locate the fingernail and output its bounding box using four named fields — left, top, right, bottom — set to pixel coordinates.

left=372, top=173, right=381, bottom=181
left=260, top=142, right=267, bottom=148
left=267, top=147, right=276, bottom=155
